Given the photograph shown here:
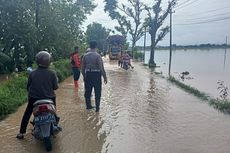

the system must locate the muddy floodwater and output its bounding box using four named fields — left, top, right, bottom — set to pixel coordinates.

left=1, top=58, right=230, bottom=153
